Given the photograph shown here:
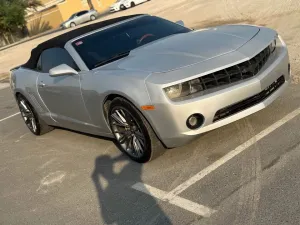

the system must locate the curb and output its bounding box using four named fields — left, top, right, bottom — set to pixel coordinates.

left=0, top=28, right=62, bottom=52
left=0, top=11, right=111, bottom=52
